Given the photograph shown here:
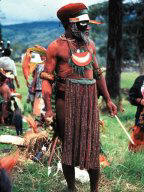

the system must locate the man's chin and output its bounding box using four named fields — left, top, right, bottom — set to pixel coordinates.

left=81, top=33, right=90, bottom=43
left=74, top=34, right=89, bottom=43
left=84, top=31, right=89, bottom=36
